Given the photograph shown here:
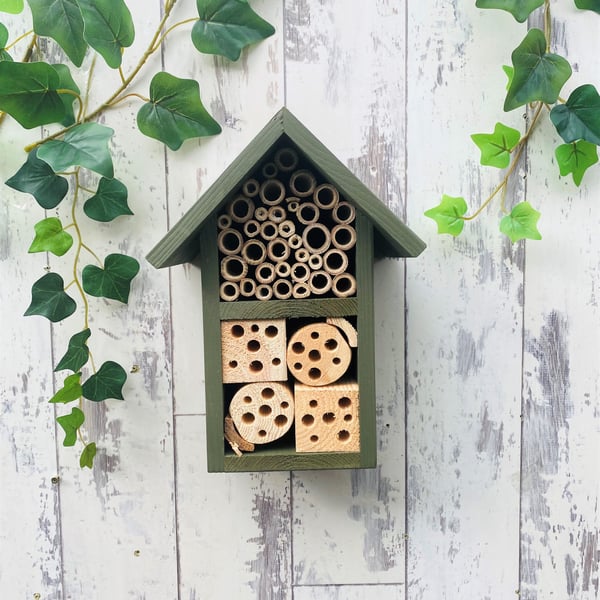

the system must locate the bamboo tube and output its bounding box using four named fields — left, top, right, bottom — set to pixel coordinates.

left=273, top=278, right=293, bottom=300
left=308, top=270, right=332, bottom=295
left=332, top=273, right=357, bottom=298
left=286, top=199, right=299, bottom=213
left=217, top=228, right=243, bottom=256
left=331, top=224, right=357, bottom=251
left=292, top=282, right=310, bottom=299
left=313, top=183, right=339, bottom=210
left=268, top=205, right=287, bottom=224
left=288, top=234, right=303, bottom=250
left=228, top=195, right=255, bottom=223
left=296, top=201, right=320, bottom=225
left=255, top=284, right=273, bottom=301
left=219, top=281, right=240, bottom=302
left=295, top=248, right=309, bottom=263
left=242, top=178, right=260, bottom=198
left=220, top=256, right=248, bottom=282
left=243, top=219, right=260, bottom=238
left=260, top=221, right=279, bottom=241
left=308, top=254, right=323, bottom=271
left=323, top=248, right=348, bottom=275
left=241, top=239, right=267, bottom=266
left=239, top=278, right=257, bottom=298
left=332, top=201, right=355, bottom=224
left=278, top=220, right=295, bottom=238
left=291, top=262, right=310, bottom=283
left=254, top=206, right=269, bottom=221
left=255, top=262, right=276, bottom=284
left=290, top=169, right=317, bottom=197
left=259, top=179, right=285, bottom=206
left=261, top=161, right=278, bottom=179
left=302, top=223, right=331, bottom=255
left=217, top=214, right=232, bottom=229
left=267, top=238, right=291, bottom=263
left=274, top=147, right=299, bottom=172
left=275, top=261, right=291, bottom=278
